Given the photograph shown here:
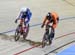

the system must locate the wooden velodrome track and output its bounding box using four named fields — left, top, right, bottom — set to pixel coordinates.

left=0, top=0, right=75, bottom=55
